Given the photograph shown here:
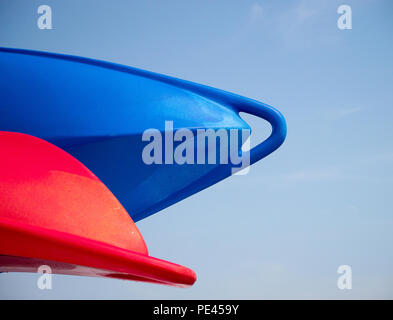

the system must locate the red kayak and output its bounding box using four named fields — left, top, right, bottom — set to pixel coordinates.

left=0, top=132, right=196, bottom=287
